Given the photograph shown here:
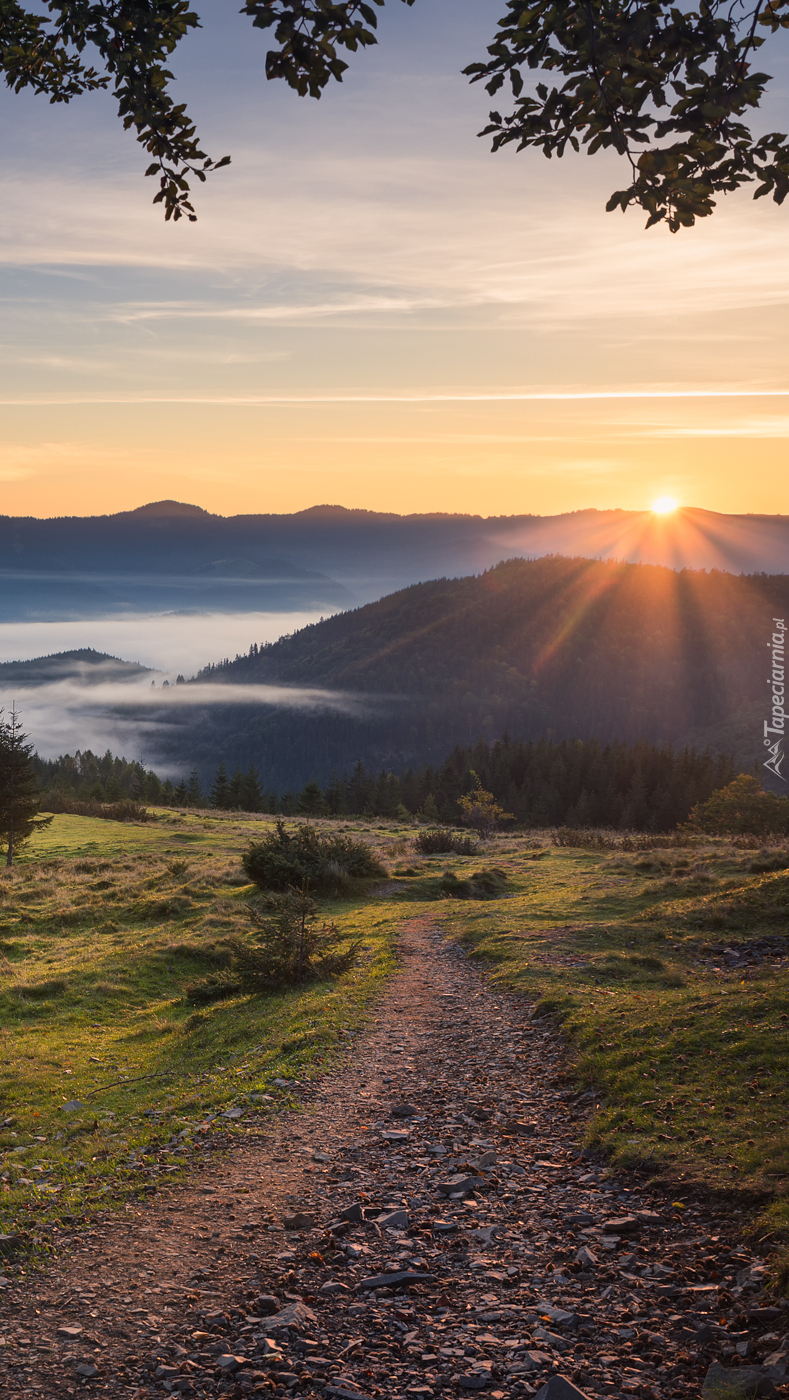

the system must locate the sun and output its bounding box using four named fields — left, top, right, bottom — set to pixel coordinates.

left=652, top=495, right=678, bottom=515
